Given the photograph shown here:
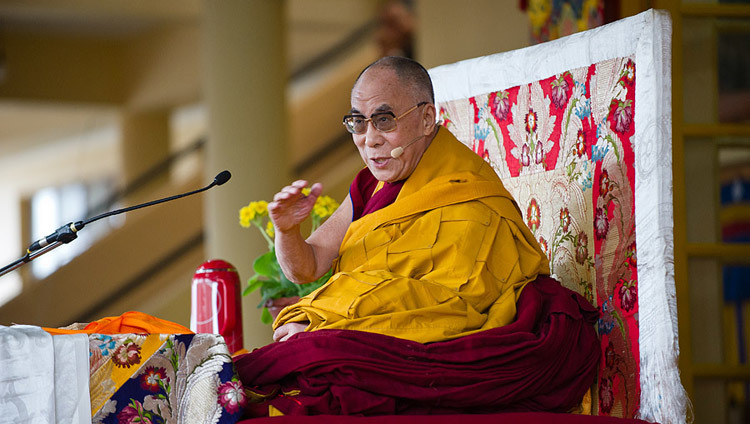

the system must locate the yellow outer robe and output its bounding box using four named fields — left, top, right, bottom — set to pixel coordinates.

left=274, top=127, right=550, bottom=343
